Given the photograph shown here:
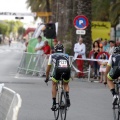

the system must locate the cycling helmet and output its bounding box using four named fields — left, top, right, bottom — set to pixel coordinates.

left=54, top=44, right=64, bottom=53
left=113, top=46, right=120, bottom=54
